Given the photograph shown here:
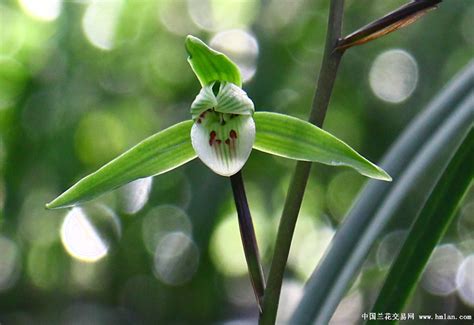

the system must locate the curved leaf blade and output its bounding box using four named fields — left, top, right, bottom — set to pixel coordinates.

left=370, top=129, right=473, bottom=322
left=253, top=112, right=391, bottom=181
left=290, top=69, right=474, bottom=325
left=47, top=120, right=196, bottom=209
left=185, top=35, right=242, bottom=87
